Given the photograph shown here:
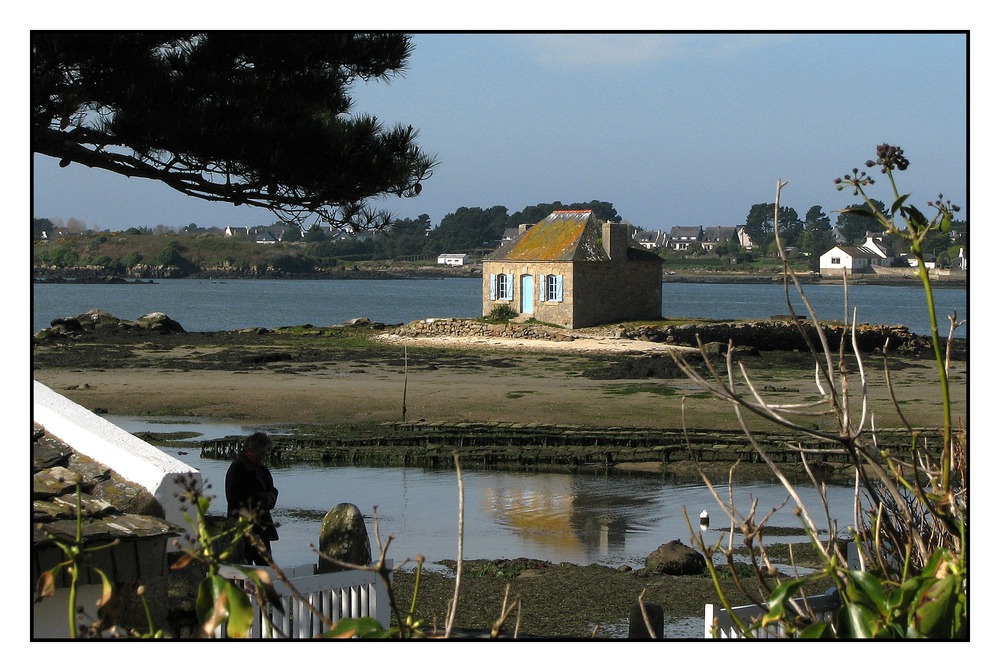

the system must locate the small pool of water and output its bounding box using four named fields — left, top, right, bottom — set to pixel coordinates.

left=107, top=415, right=860, bottom=574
